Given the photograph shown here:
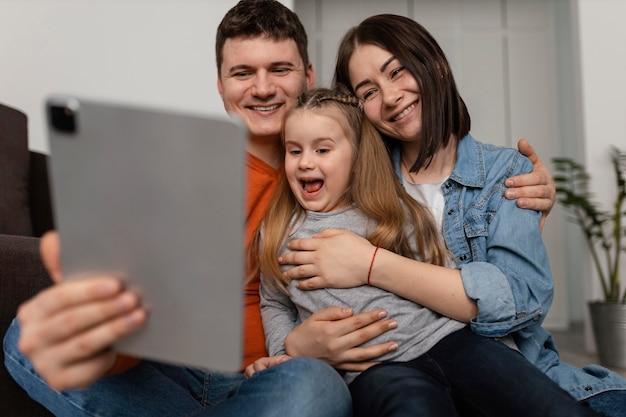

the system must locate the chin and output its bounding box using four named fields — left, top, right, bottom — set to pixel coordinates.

left=250, top=125, right=282, bottom=139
